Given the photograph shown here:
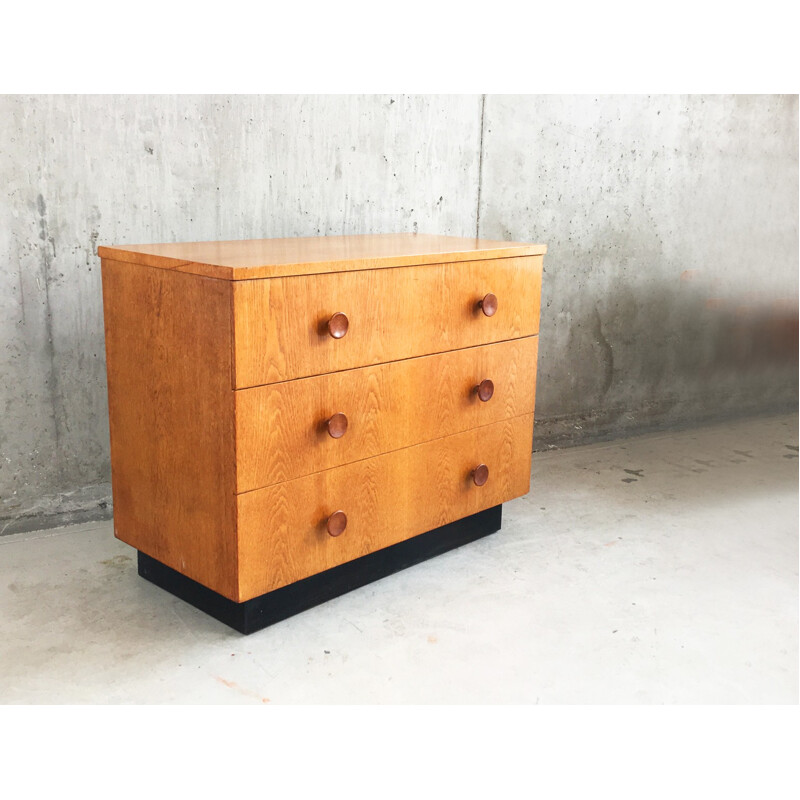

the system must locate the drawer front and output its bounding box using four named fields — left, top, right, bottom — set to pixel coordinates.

left=232, top=256, right=542, bottom=387
left=236, top=336, right=538, bottom=492
left=237, top=414, right=533, bottom=599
